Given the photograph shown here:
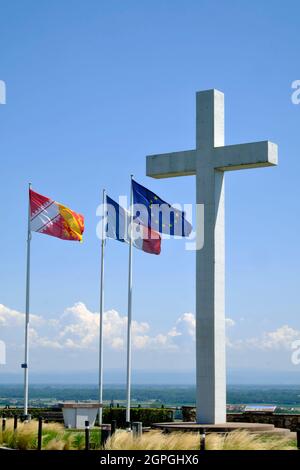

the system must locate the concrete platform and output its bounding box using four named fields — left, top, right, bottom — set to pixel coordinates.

left=152, top=422, right=291, bottom=436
